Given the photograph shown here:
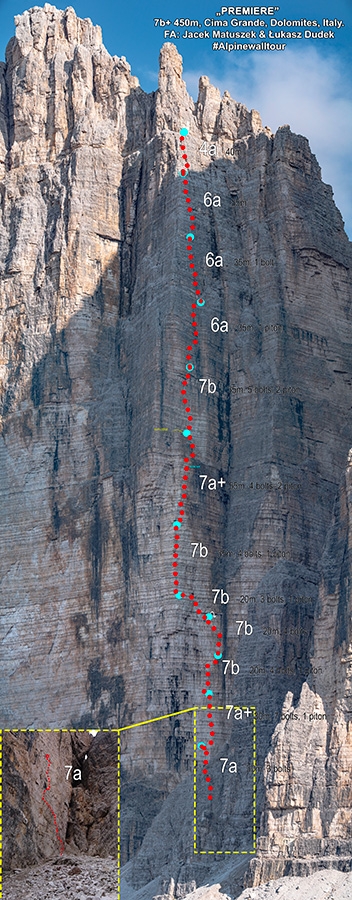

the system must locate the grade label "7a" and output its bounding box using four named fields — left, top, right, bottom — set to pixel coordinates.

left=65, top=766, right=82, bottom=781
left=220, top=758, right=237, bottom=773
